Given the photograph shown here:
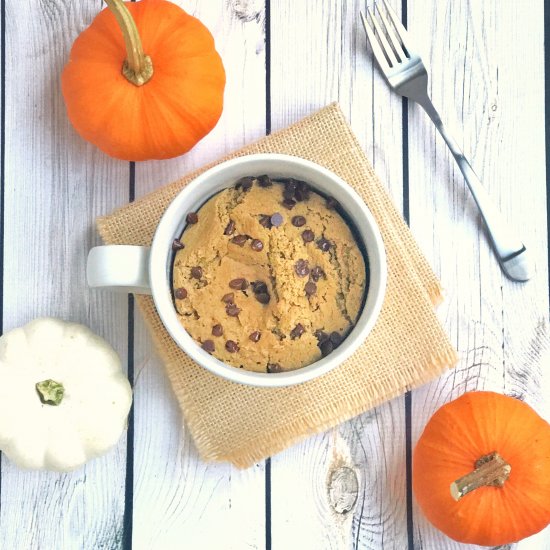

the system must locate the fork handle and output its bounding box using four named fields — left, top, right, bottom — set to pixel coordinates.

left=418, top=98, right=531, bottom=282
